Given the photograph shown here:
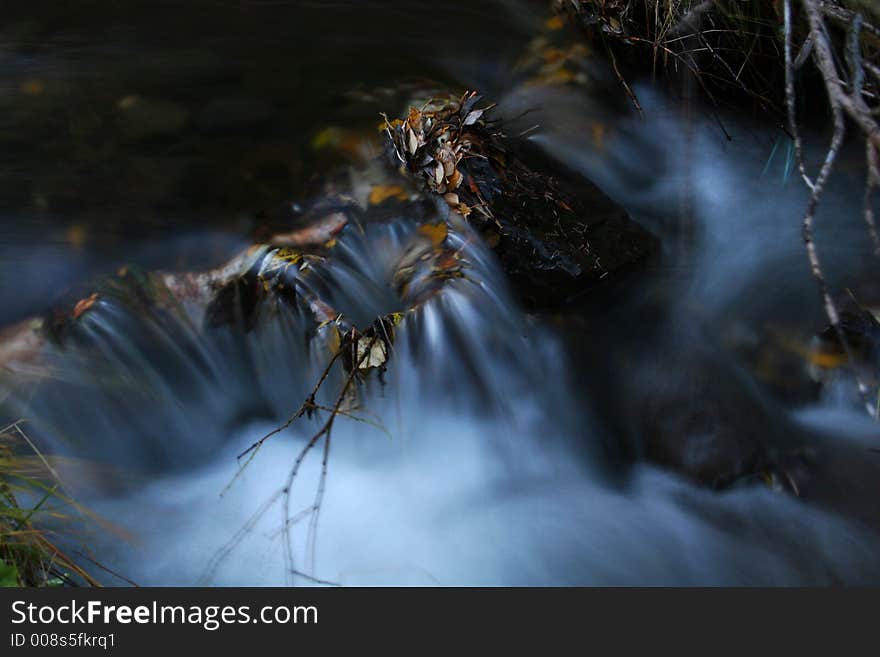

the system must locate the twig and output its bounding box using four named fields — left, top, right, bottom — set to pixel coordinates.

left=279, top=333, right=379, bottom=585
left=792, top=0, right=877, bottom=414
left=305, top=429, right=331, bottom=575
left=820, top=1, right=880, bottom=39
left=805, top=1, right=880, bottom=151
left=235, top=349, right=342, bottom=462
left=668, top=0, right=716, bottom=38
left=784, top=0, right=815, bottom=190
